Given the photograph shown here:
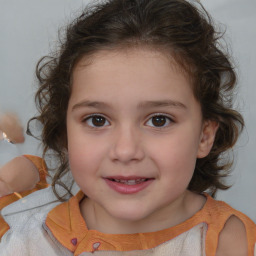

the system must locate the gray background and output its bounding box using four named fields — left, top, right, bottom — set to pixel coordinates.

left=0, top=0, right=255, bottom=221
